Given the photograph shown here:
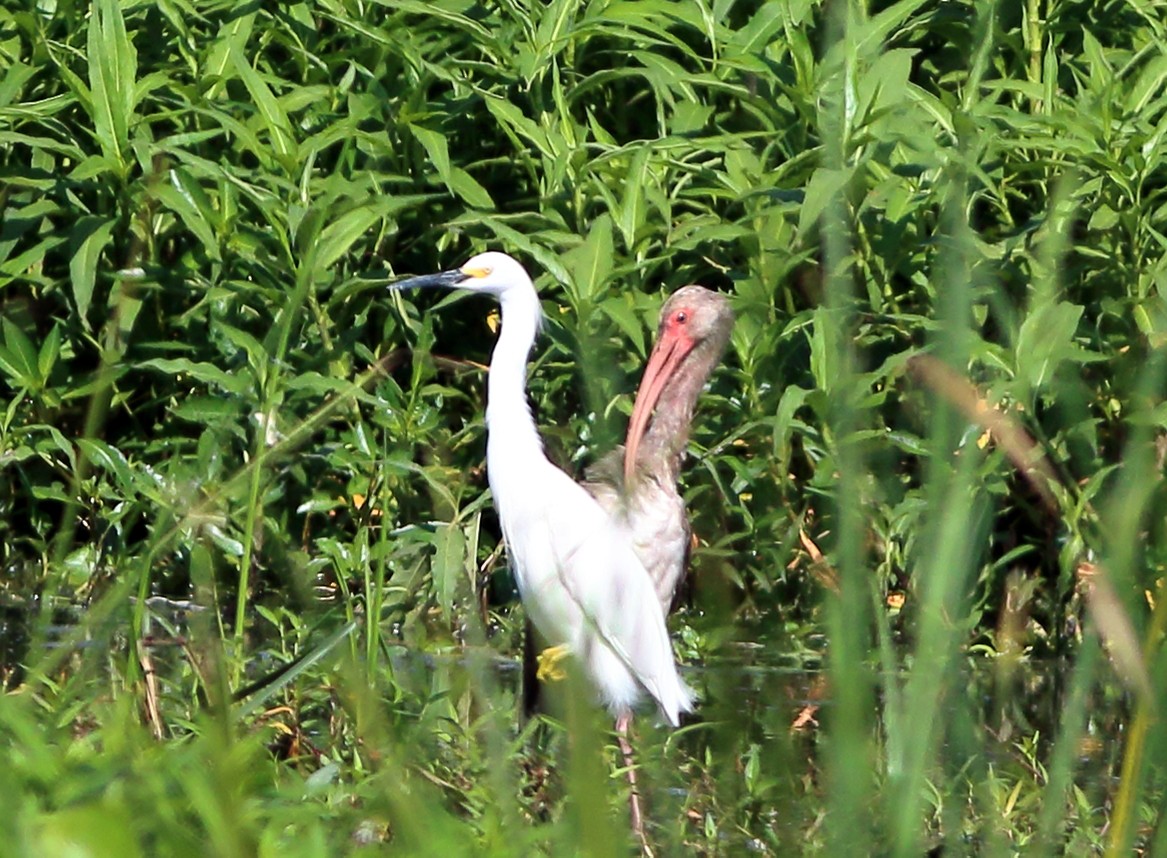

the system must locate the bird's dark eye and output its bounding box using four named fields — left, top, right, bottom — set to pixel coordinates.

left=675, top=311, right=688, bottom=324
